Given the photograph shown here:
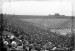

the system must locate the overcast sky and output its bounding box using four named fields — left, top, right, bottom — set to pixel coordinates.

left=1, top=0, right=74, bottom=2
left=2, top=0, right=74, bottom=16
